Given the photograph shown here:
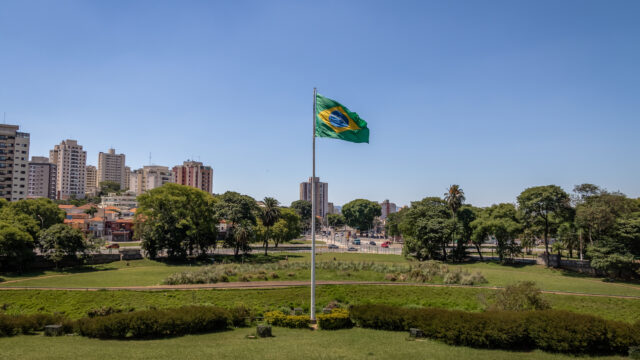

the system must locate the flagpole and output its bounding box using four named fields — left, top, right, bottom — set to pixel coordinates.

left=310, top=87, right=317, bottom=322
